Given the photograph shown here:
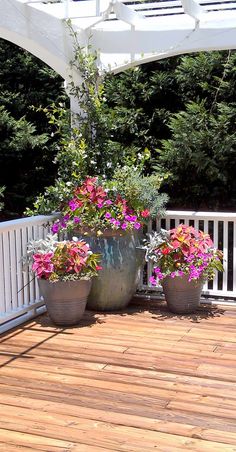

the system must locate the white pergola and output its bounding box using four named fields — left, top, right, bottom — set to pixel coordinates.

left=1, top=0, right=236, bottom=82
